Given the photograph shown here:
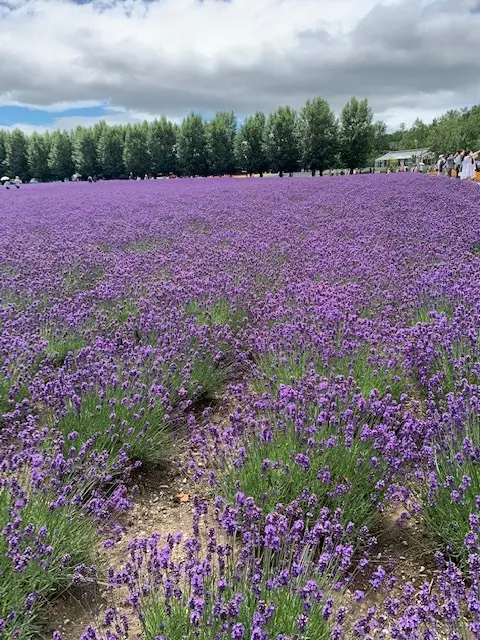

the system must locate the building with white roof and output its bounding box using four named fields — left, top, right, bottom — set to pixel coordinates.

left=375, top=148, right=431, bottom=168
